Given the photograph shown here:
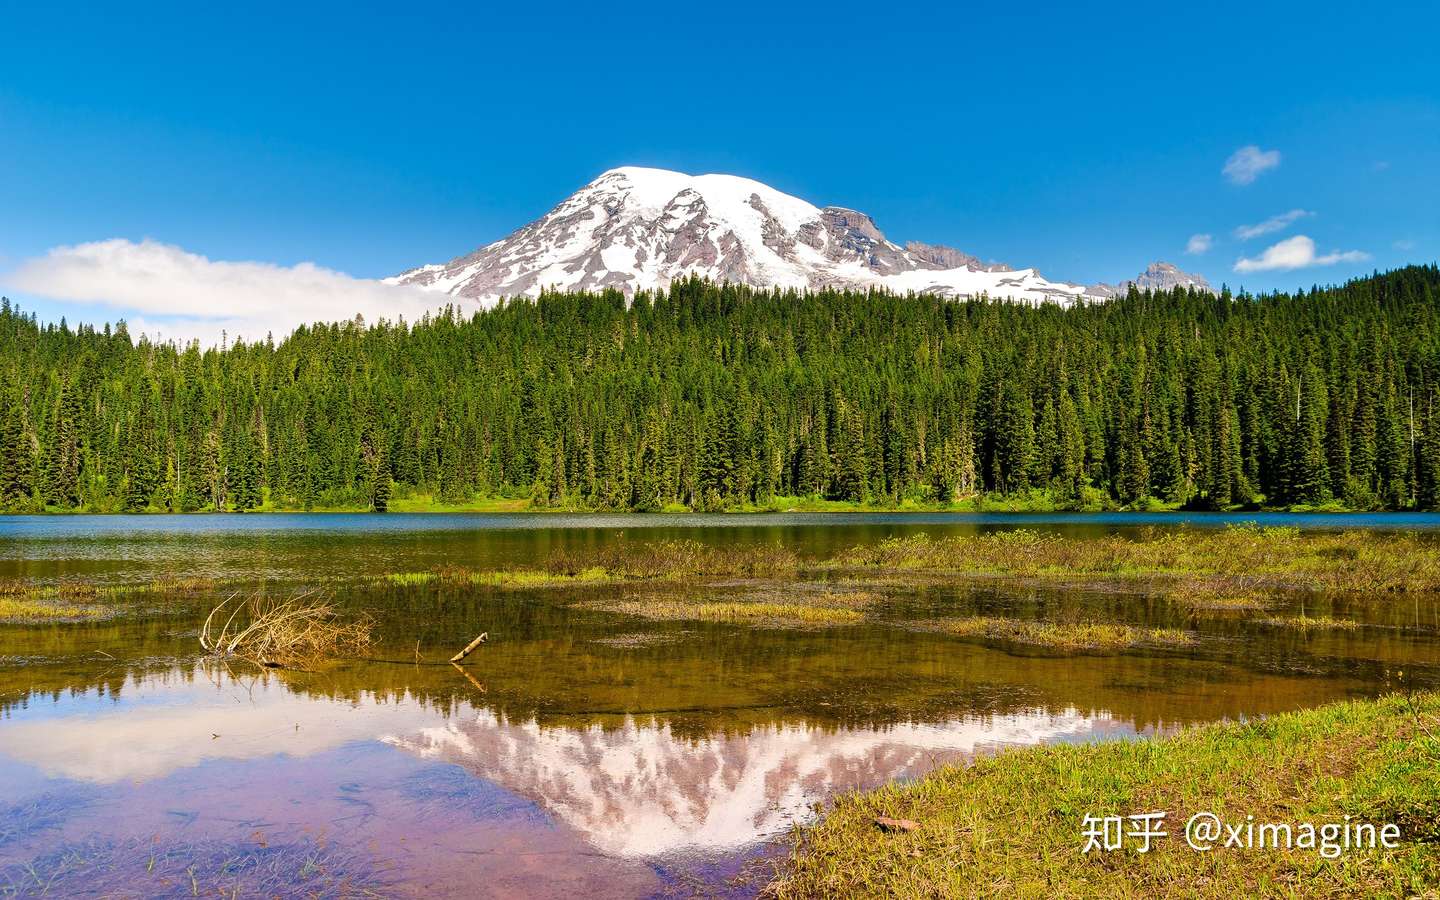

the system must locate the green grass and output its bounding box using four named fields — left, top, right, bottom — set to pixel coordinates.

left=382, top=571, right=437, bottom=586
left=922, top=616, right=1196, bottom=651
left=770, top=692, right=1440, bottom=898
